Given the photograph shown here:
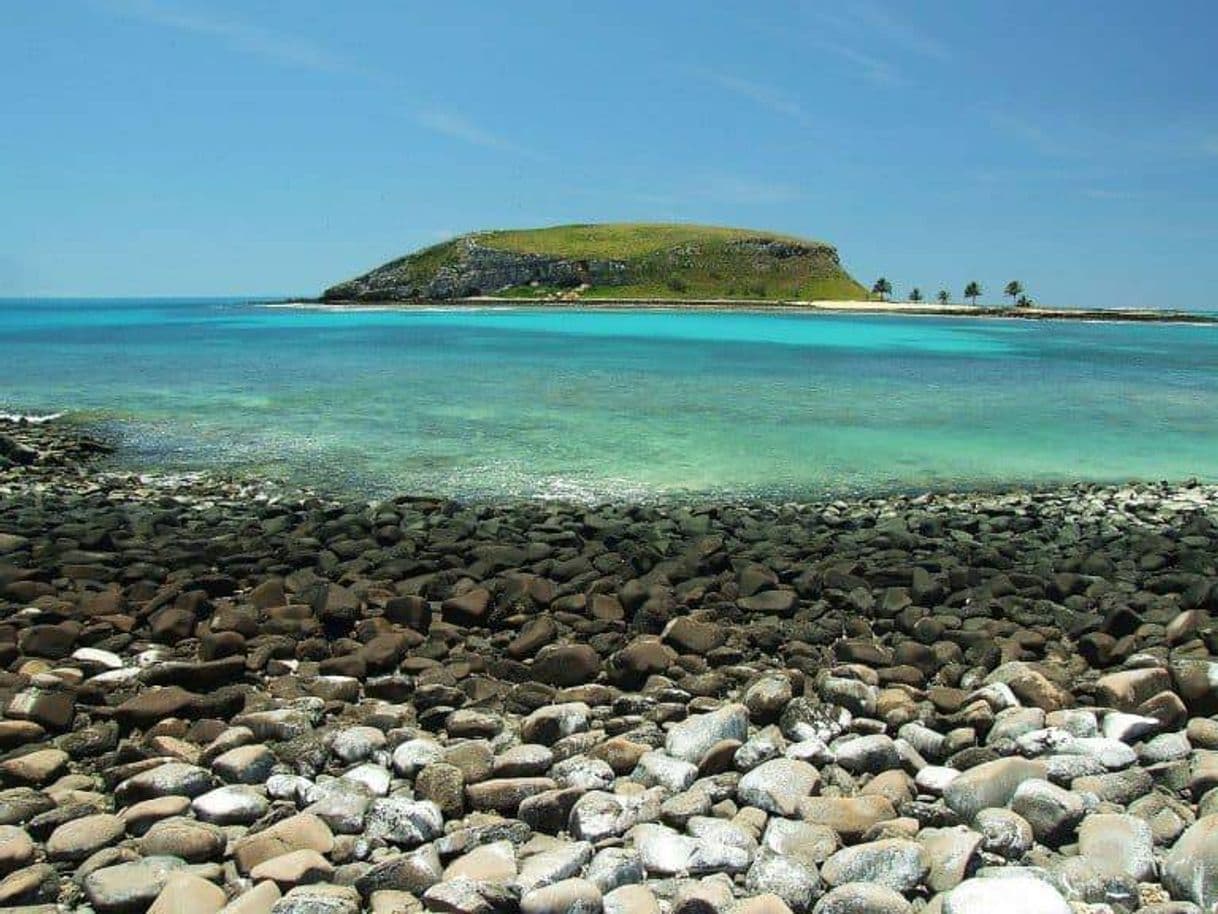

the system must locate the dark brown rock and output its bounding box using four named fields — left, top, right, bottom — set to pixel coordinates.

left=532, top=644, right=600, bottom=687
left=442, top=589, right=492, bottom=627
